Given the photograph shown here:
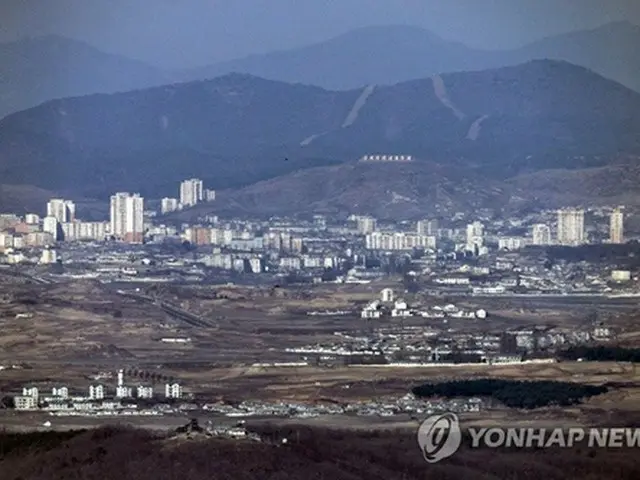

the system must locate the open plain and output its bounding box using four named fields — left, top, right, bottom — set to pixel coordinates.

left=2, top=273, right=640, bottom=432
